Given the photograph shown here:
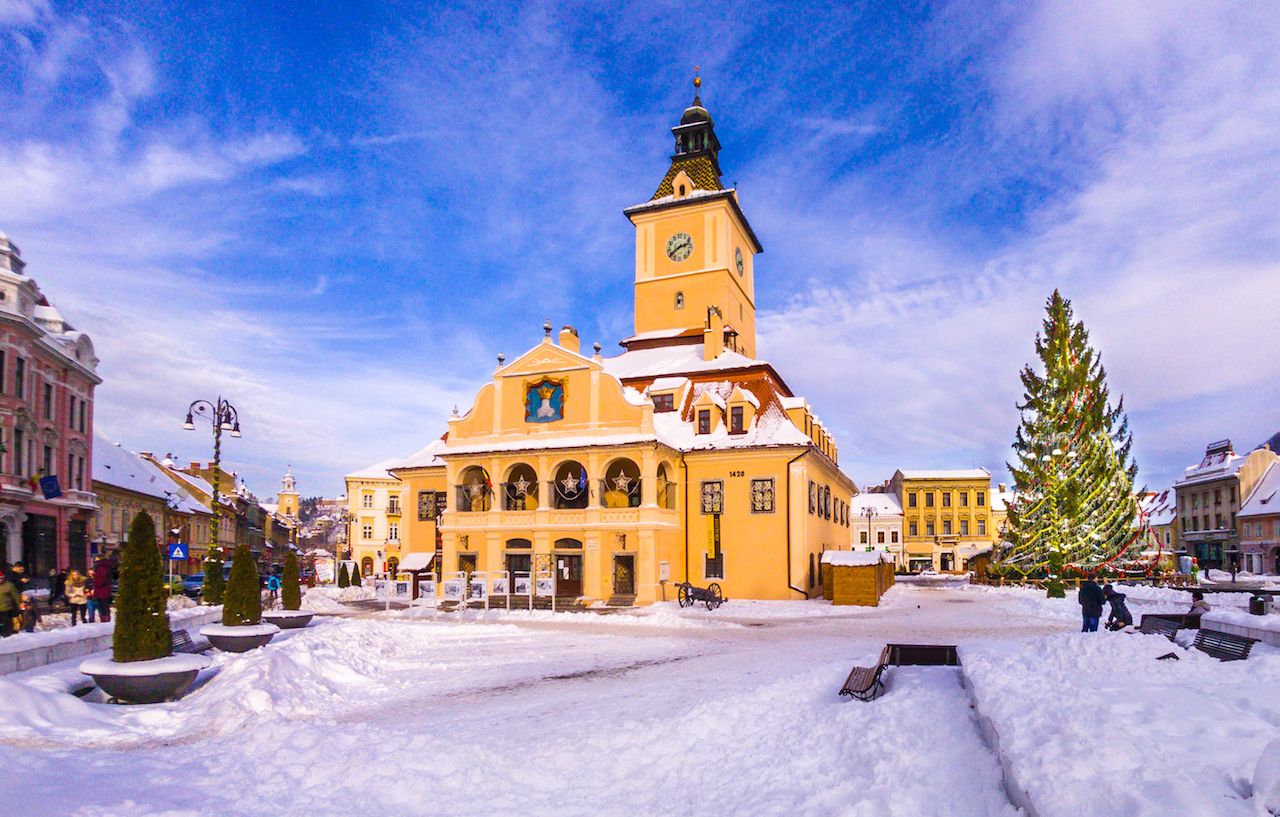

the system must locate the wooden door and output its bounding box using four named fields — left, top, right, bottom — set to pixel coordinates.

left=613, top=555, right=635, bottom=595
left=557, top=554, right=583, bottom=597
left=506, top=553, right=531, bottom=579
